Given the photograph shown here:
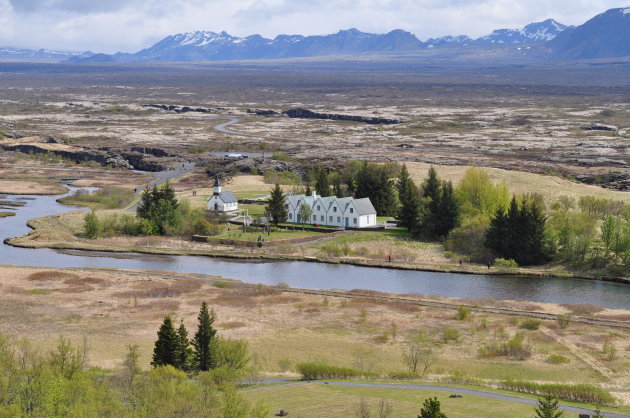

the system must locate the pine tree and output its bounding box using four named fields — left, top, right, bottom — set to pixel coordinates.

left=418, top=397, right=447, bottom=418
left=151, top=316, right=179, bottom=368
left=331, top=173, right=344, bottom=197
left=175, top=321, right=193, bottom=372
left=423, top=167, right=440, bottom=202
left=137, top=182, right=180, bottom=235
left=192, top=302, right=217, bottom=371
left=315, top=168, right=330, bottom=197
left=265, top=183, right=288, bottom=226
left=534, top=394, right=563, bottom=418
left=304, top=183, right=312, bottom=196
left=397, top=164, right=421, bottom=230
left=434, top=180, right=459, bottom=238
